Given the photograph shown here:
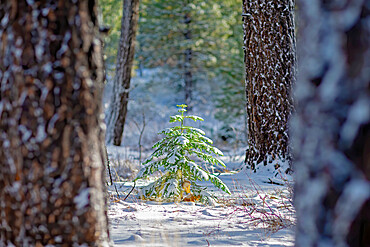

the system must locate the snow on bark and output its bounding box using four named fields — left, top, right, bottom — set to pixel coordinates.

left=0, top=1, right=111, bottom=246
left=293, top=1, right=370, bottom=246
left=105, top=0, right=140, bottom=146
left=242, top=0, right=296, bottom=170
